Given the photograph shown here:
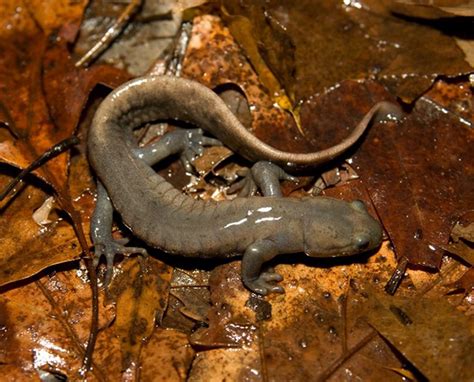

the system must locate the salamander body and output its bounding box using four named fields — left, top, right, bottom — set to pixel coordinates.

left=88, top=76, right=398, bottom=294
